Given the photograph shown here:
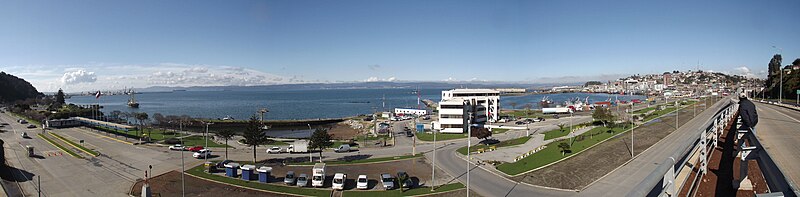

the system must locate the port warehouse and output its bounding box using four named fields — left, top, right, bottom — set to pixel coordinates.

left=46, top=117, right=136, bottom=131
left=434, top=89, right=499, bottom=133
